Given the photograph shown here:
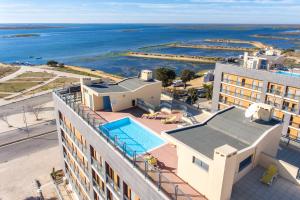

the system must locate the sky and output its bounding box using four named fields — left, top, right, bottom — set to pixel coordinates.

left=0, top=0, right=300, bottom=24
